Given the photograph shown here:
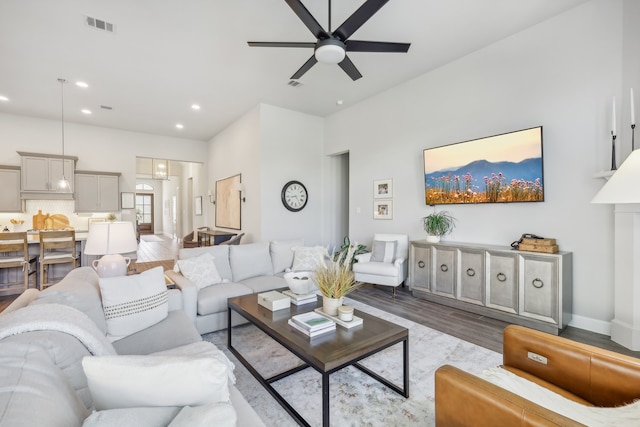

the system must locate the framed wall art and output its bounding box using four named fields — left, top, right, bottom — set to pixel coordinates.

left=215, top=174, right=241, bottom=230
left=194, top=196, right=203, bottom=216
left=121, top=192, right=135, bottom=209
left=373, top=178, right=393, bottom=199
left=373, top=200, right=393, bottom=220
